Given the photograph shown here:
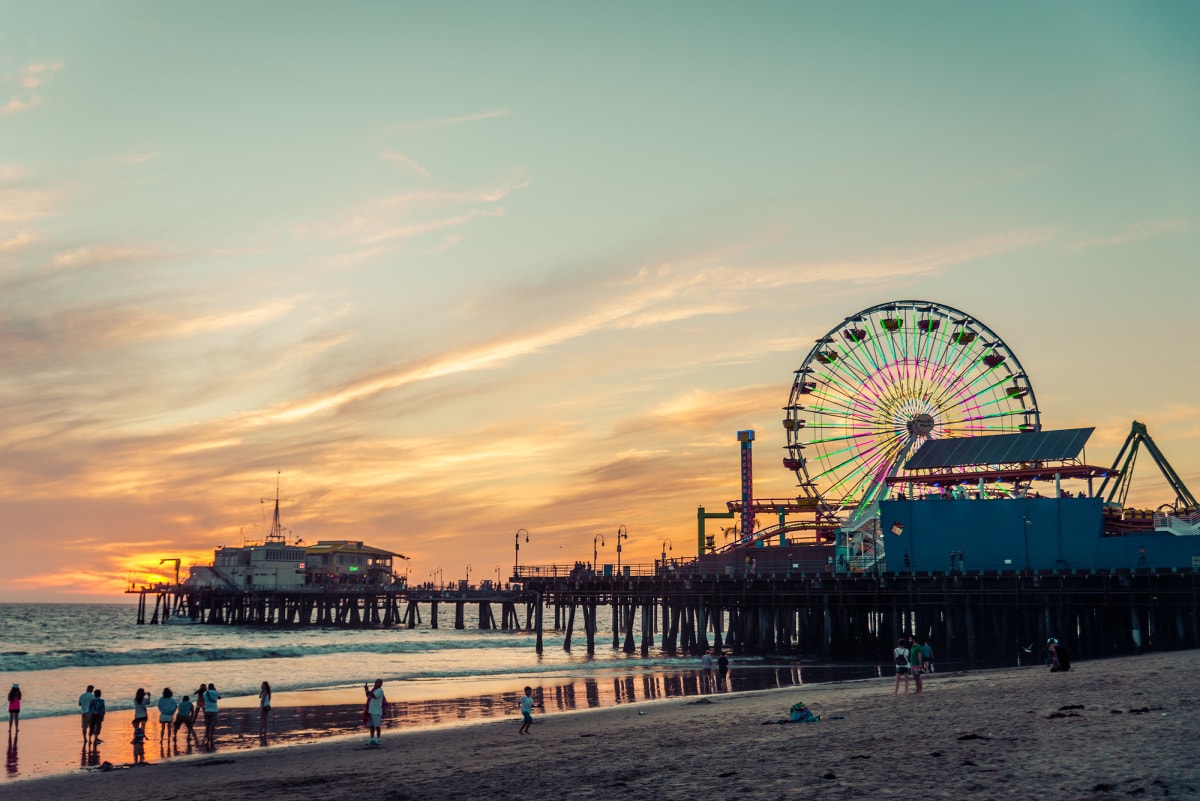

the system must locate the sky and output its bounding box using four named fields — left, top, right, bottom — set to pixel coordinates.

left=2, top=1, right=1199, bottom=601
